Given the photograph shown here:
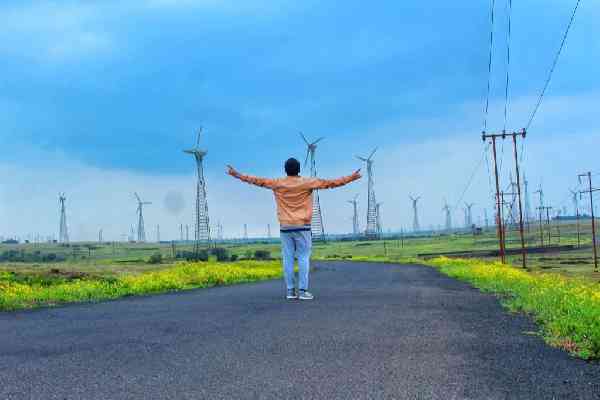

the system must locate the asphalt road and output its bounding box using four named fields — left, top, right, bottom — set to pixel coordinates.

left=1, top=261, right=599, bottom=400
